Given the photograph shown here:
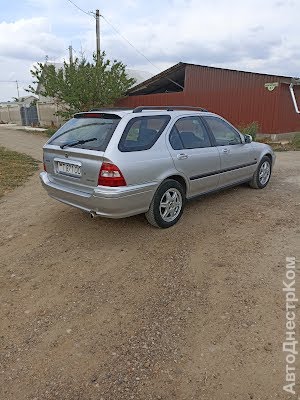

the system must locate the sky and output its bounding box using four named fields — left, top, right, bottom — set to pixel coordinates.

left=0, top=0, right=300, bottom=101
